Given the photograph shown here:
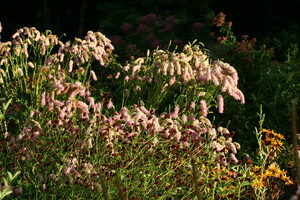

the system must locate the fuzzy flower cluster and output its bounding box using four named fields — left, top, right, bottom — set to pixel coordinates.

left=40, top=69, right=105, bottom=124
left=89, top=104, right=241, bottom=167
left=63, top=157, right=96, bottom=186
left=4, top=117, right=44, bottom=163
left=0, top=27, right=58, bottom=66
left=0, top=26, right=114, bottom=78
left=56, top=31, right=114, bottom=69
left=209, top=126, right=240, bottom=167
left=122, top=42, right=244, bottom=115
